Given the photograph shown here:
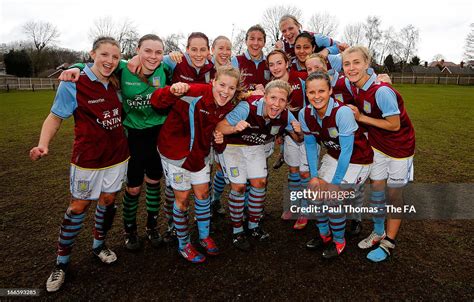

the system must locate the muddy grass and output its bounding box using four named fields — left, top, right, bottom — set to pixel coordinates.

left=1, top=162, right=473, bottom=300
